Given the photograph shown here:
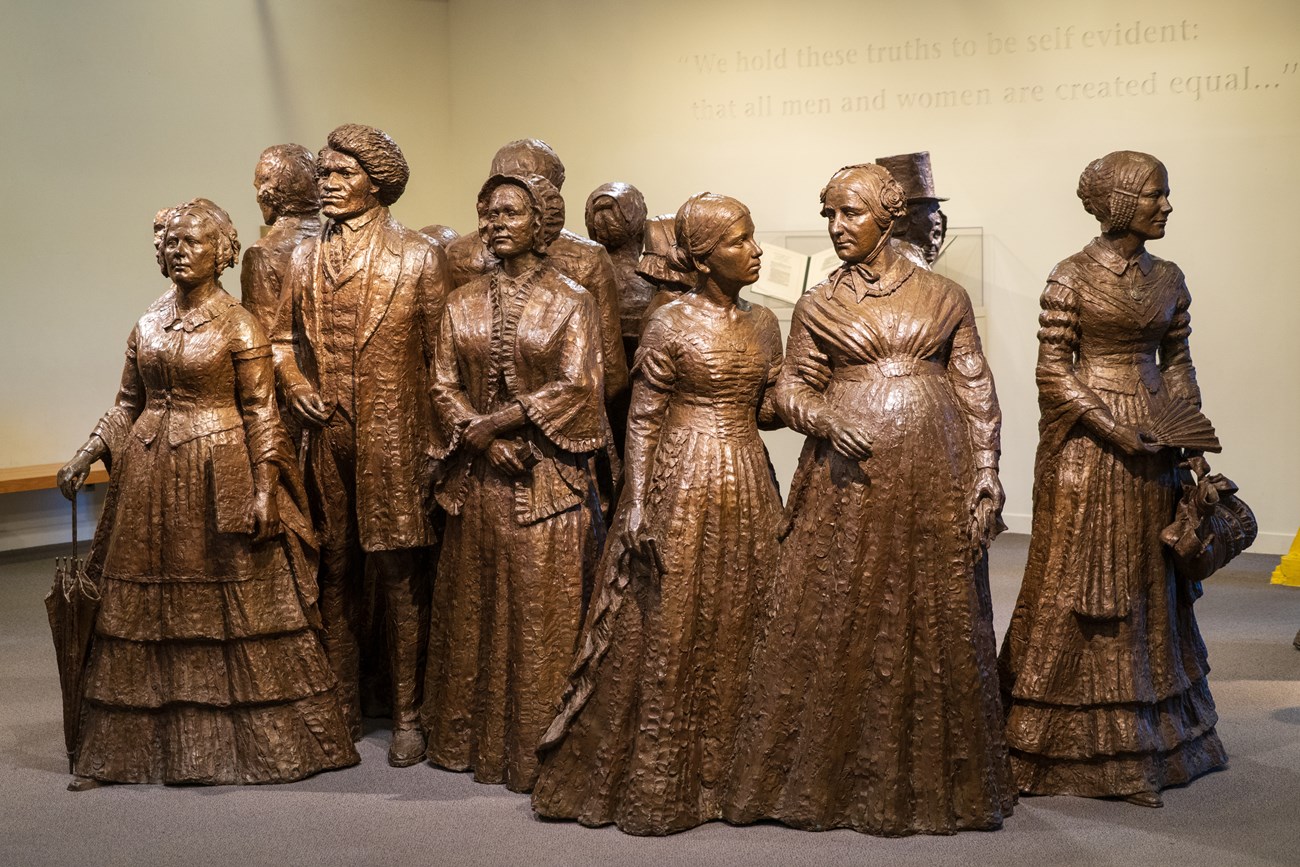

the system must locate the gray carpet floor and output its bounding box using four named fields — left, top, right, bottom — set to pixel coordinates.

left=1, top=535, right=1297, bottom=867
